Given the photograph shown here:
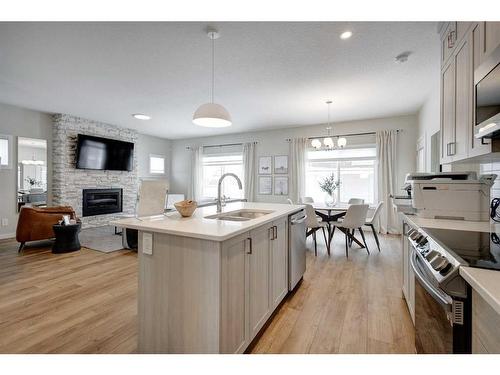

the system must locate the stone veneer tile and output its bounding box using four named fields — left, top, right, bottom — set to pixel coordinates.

left=52, top=114, right=138, bottom=228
